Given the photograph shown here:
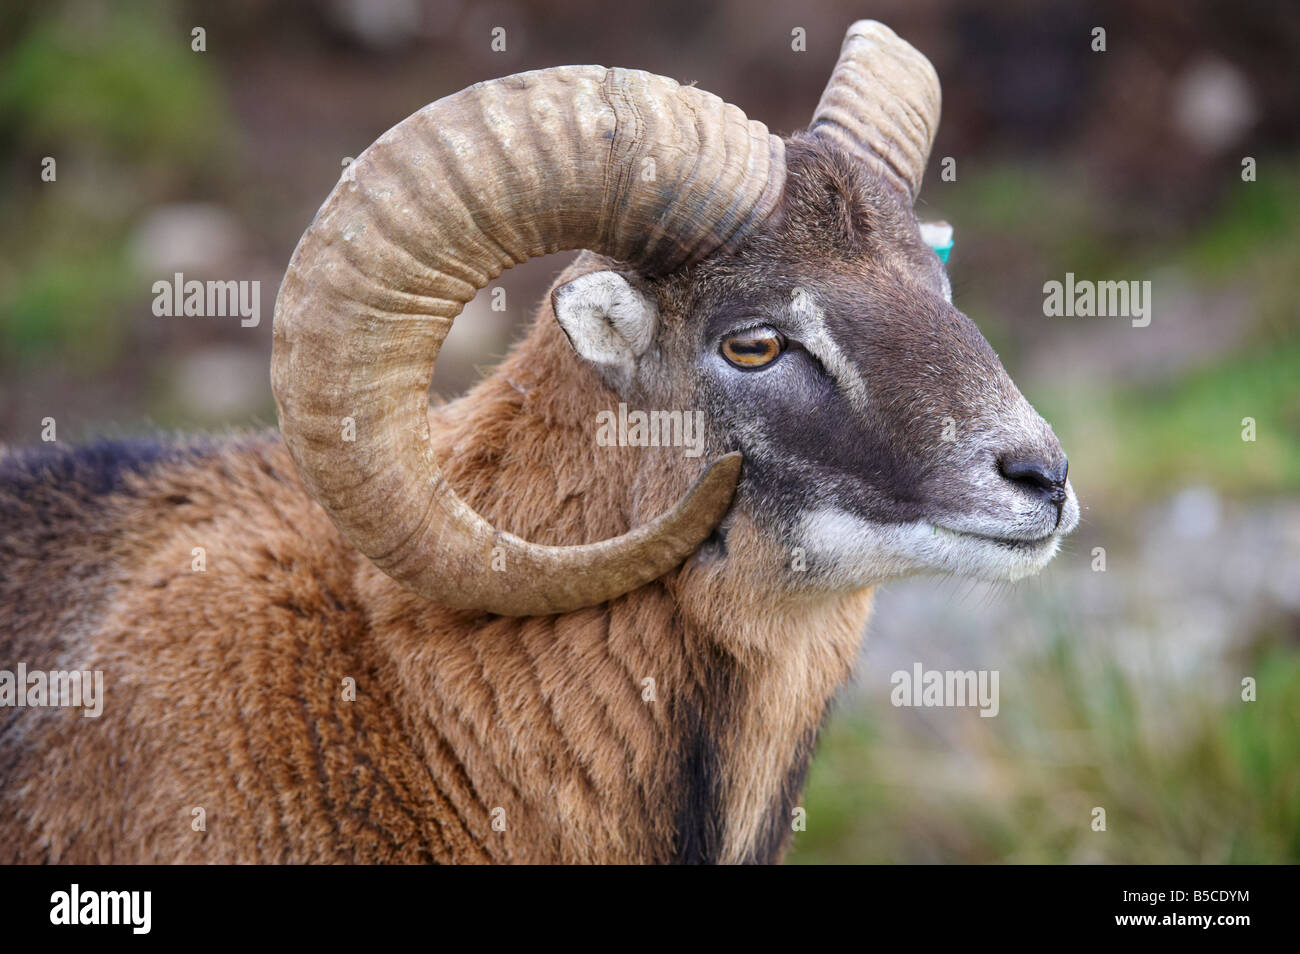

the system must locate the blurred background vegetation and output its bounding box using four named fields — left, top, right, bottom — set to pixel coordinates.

left=1, top=0, right=1296, bottom=862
